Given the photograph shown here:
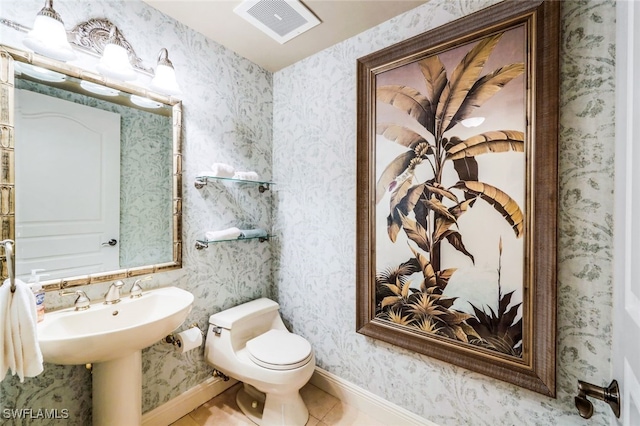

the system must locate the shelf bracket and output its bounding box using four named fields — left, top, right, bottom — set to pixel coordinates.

left=195, top=241, right=208, bottom=250
left=194, top=176, right=272, bottom=193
